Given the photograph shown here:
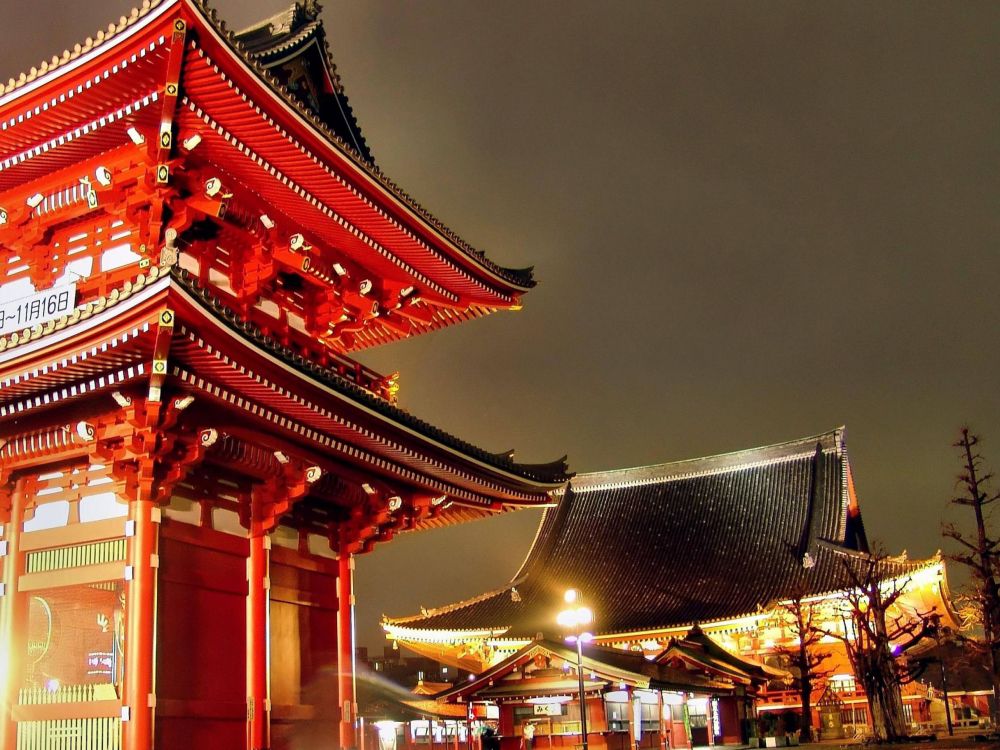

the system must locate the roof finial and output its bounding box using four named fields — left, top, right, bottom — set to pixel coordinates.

left=301, top=0, right=323, bottom=21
